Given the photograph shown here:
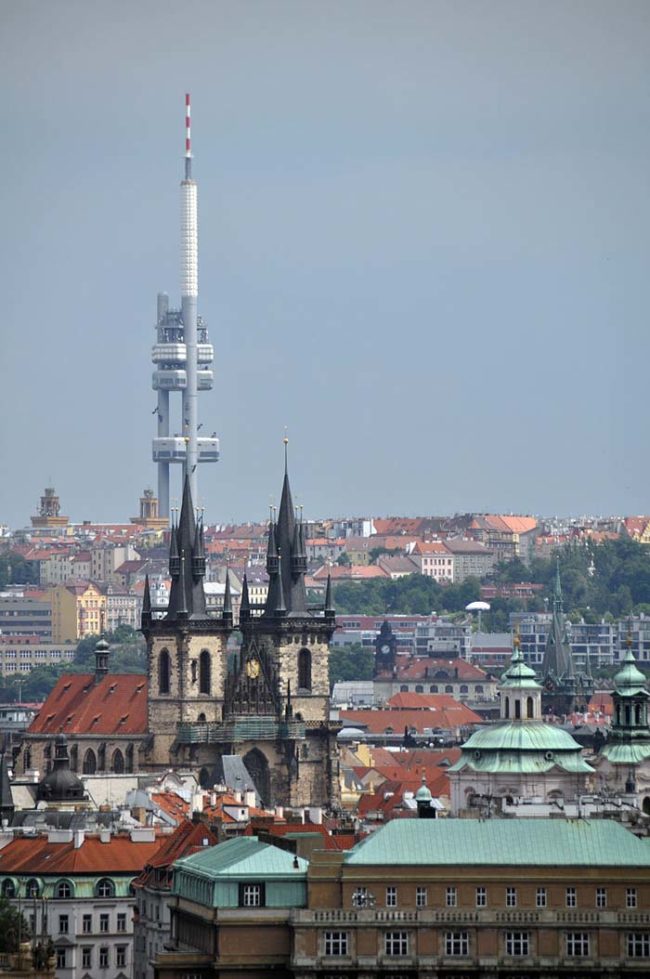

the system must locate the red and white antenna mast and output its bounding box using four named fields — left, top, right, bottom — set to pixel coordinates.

left=184, top=92, right=192, bottom=179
